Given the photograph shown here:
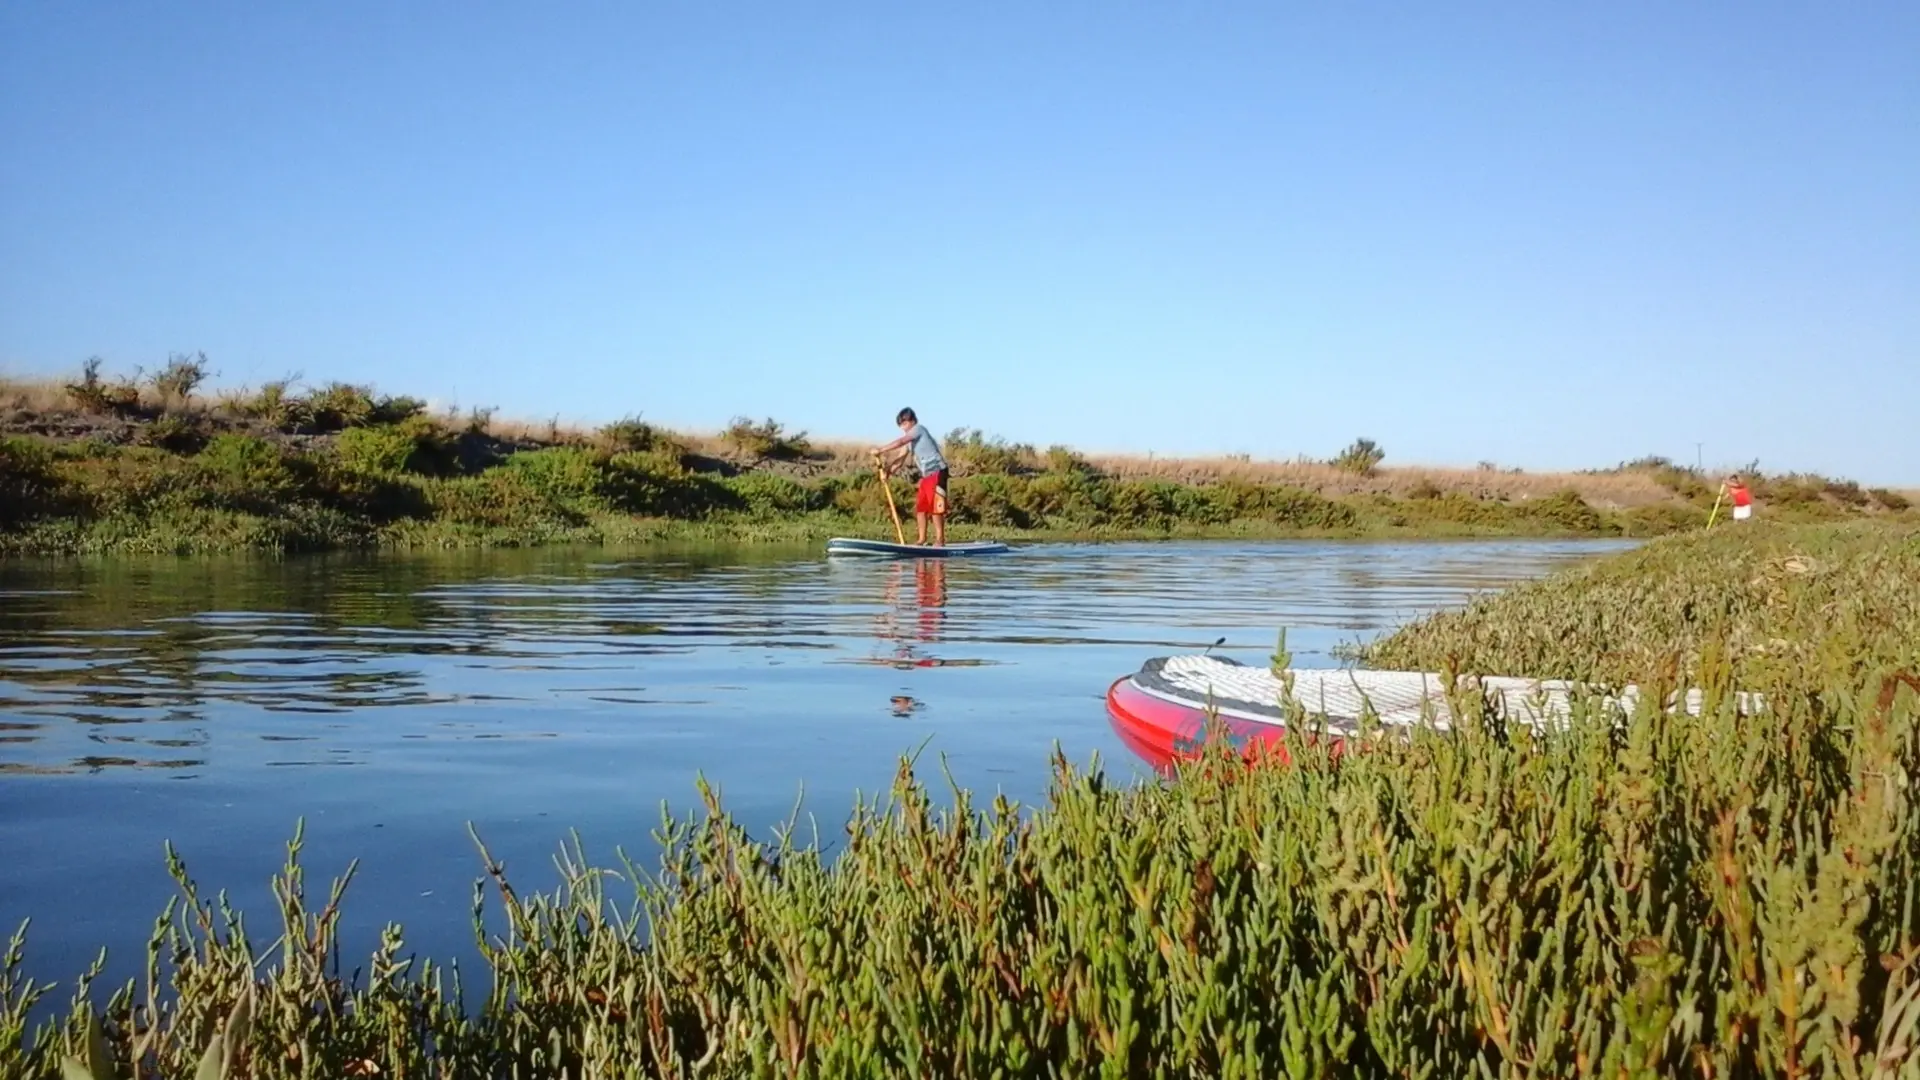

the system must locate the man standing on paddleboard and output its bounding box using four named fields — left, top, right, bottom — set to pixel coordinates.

left=874, top=407, right=949, bottom=547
